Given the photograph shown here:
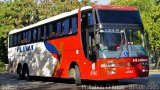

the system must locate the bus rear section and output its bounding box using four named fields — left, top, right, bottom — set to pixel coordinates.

left=80, top=5, right=149, bottom=81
